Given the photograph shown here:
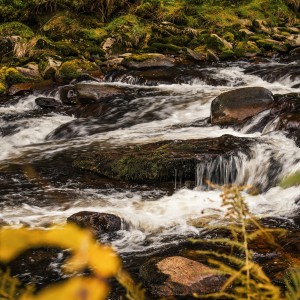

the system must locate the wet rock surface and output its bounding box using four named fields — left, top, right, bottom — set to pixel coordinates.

left=107, top=64, right=235, bottom=86
left=139, top=256, right=224, bottom=297
left=73, top=135, right=254, bottom=184
left=67, top=211, right=122, bottom=237
left=211, top=87, right=274, bottom=126
left=35, top=97, right=62, bottom=109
